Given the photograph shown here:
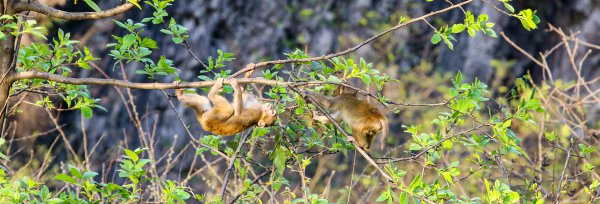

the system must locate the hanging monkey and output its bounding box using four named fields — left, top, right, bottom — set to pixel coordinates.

left=304, top=86, right=388, bottom=151
left=175, top=78, right=277, bottom=136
